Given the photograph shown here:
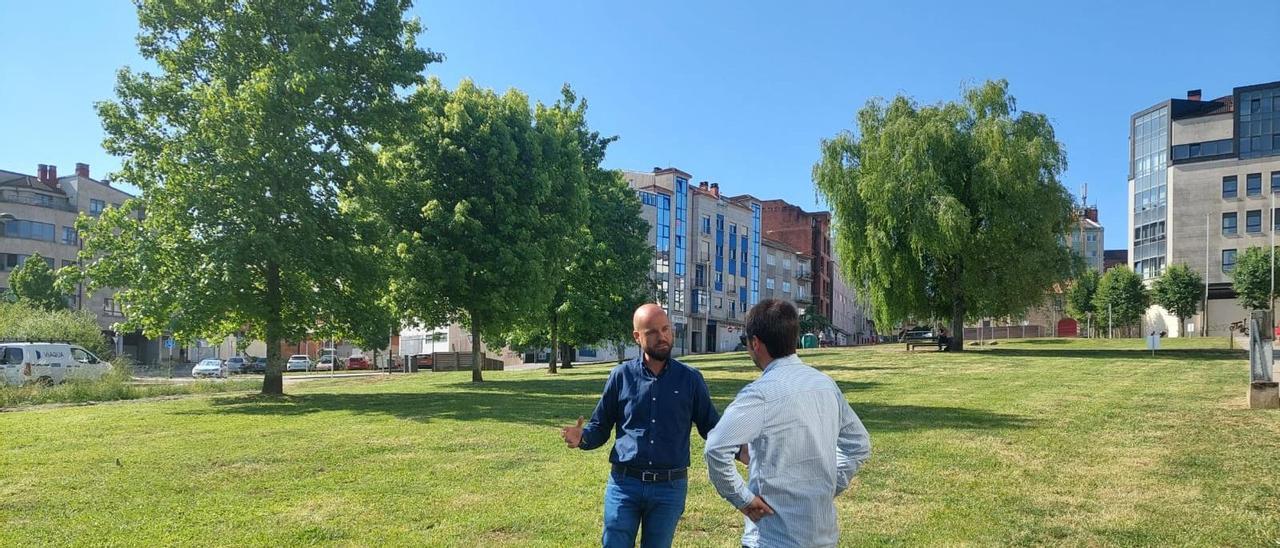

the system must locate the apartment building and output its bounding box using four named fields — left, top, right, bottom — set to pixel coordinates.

left=0, top=163, right=159, bottom=359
